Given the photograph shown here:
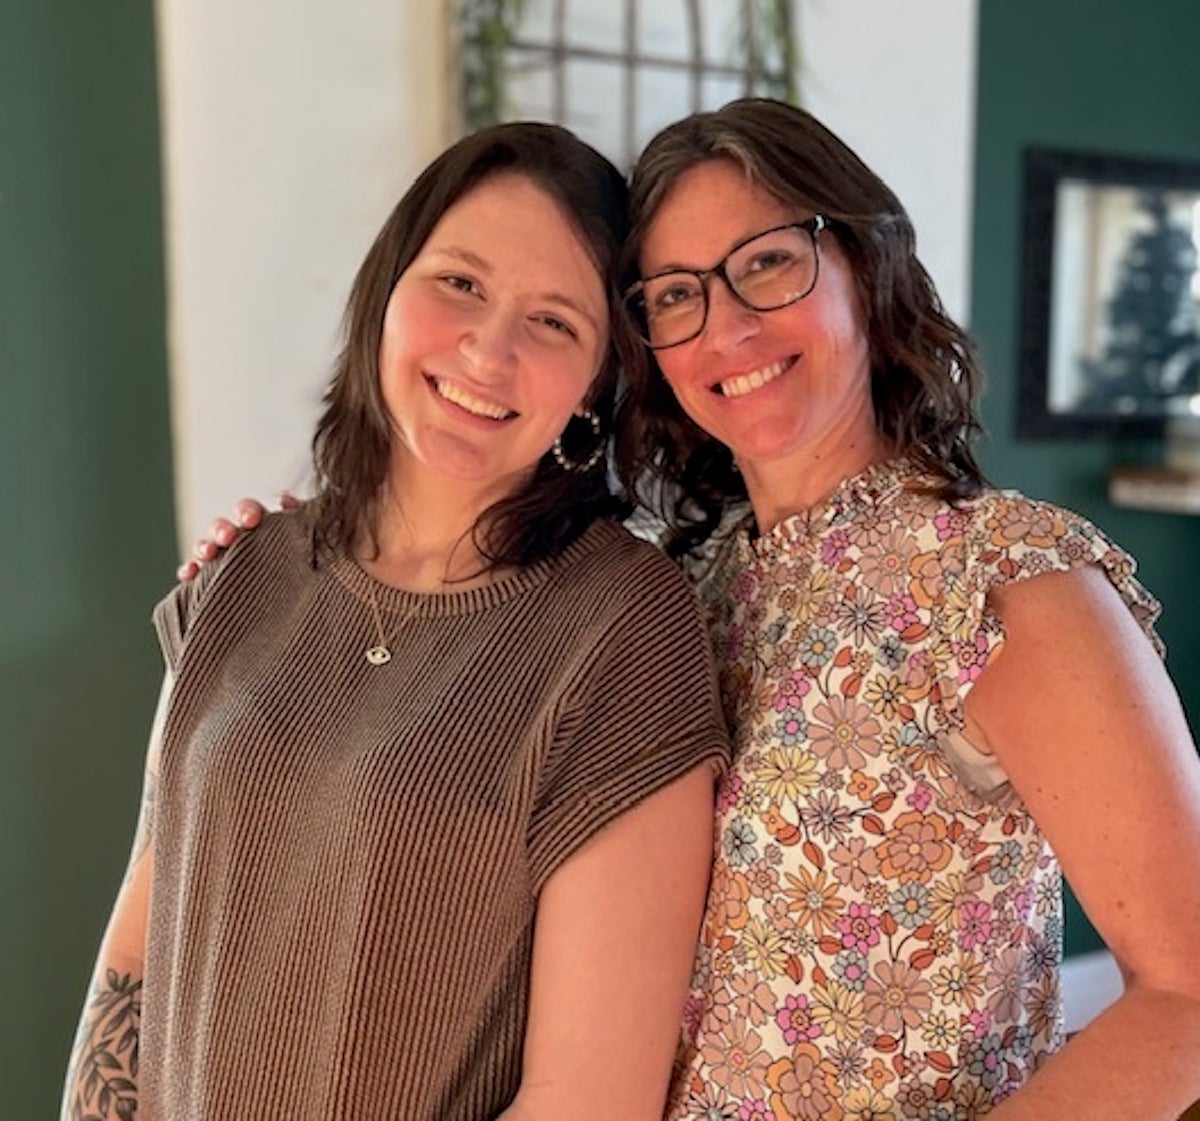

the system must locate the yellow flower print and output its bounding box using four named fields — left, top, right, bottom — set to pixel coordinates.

left=810, top=980, right=866, bottom=1043
left=843, top=1084, right=897, bottom=1120
left=924, top=1009, right=960, bottom=1050
left=741, top=916, right=791, bottom=980
left=862, top=673, right=905, bottom=720
left=783, top=866, right=846, bottom=936
left=756, top=746, right=821, bottom=804
left=931, top=954, right=987, bottom=1010
left=940, top=579, right=975, bottom=642
left=928, top=869, right=985, bottom=926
